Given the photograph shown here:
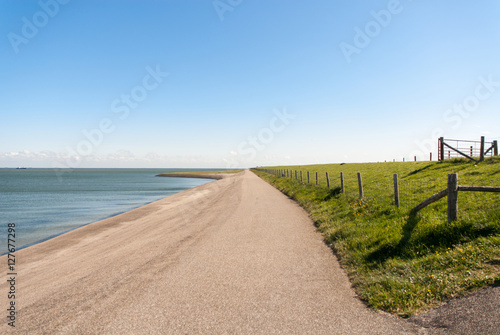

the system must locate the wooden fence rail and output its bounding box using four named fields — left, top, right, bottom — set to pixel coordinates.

left=411, top=173, right=500, bottom=222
